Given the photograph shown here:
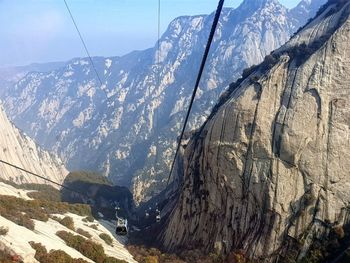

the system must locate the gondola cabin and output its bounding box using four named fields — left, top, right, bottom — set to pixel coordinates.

left=116, top=217, right=128, bottom=236
left=156, top=209, right=161, bottom=223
